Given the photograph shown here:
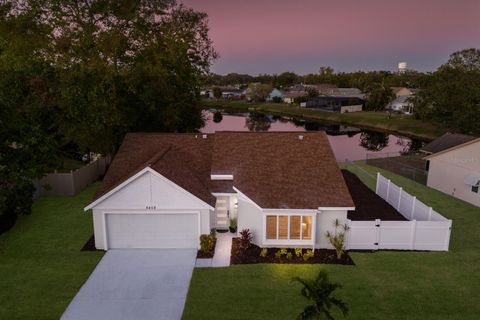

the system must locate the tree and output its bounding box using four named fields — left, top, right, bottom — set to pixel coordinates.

left=212, top=86, right=222, bottom=99
left=247, top=83, right=272, bottom=102
left=414, top=48, right=480, bottom=134
left=364, top=82, right=395, bottom=111
left=0, top=6, right=59, bottom=234
left=306, top=87, right=319, bottom=99
left=293, top=270, right=348, bottom=320
left=245, top=112, right=272, bottom=131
